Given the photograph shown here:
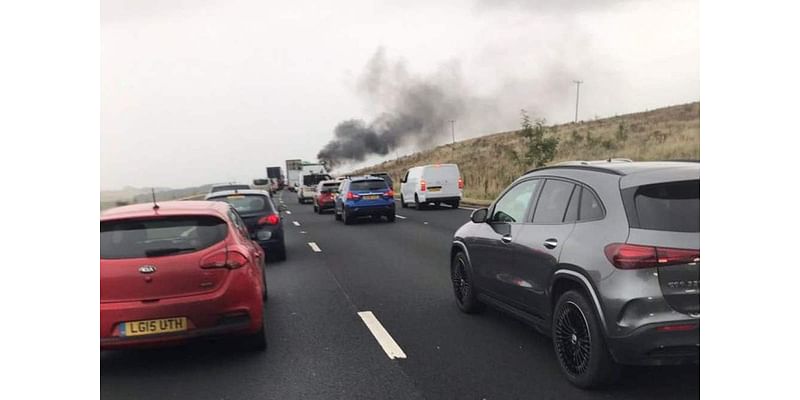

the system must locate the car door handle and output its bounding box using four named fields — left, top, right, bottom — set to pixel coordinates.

left=543, top=238, right=559, bottom=249
left=501, top=235, right=513, bottom=244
